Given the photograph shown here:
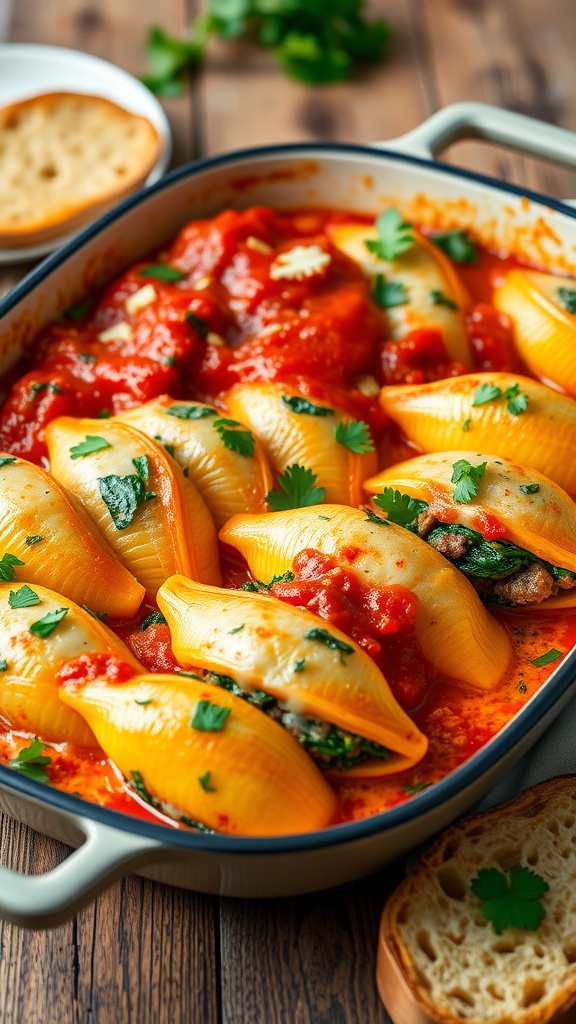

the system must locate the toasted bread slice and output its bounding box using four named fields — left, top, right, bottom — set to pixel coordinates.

left=0, top=92, right=160, bottom=247
left=377, top=776, right=576, bottom=1024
